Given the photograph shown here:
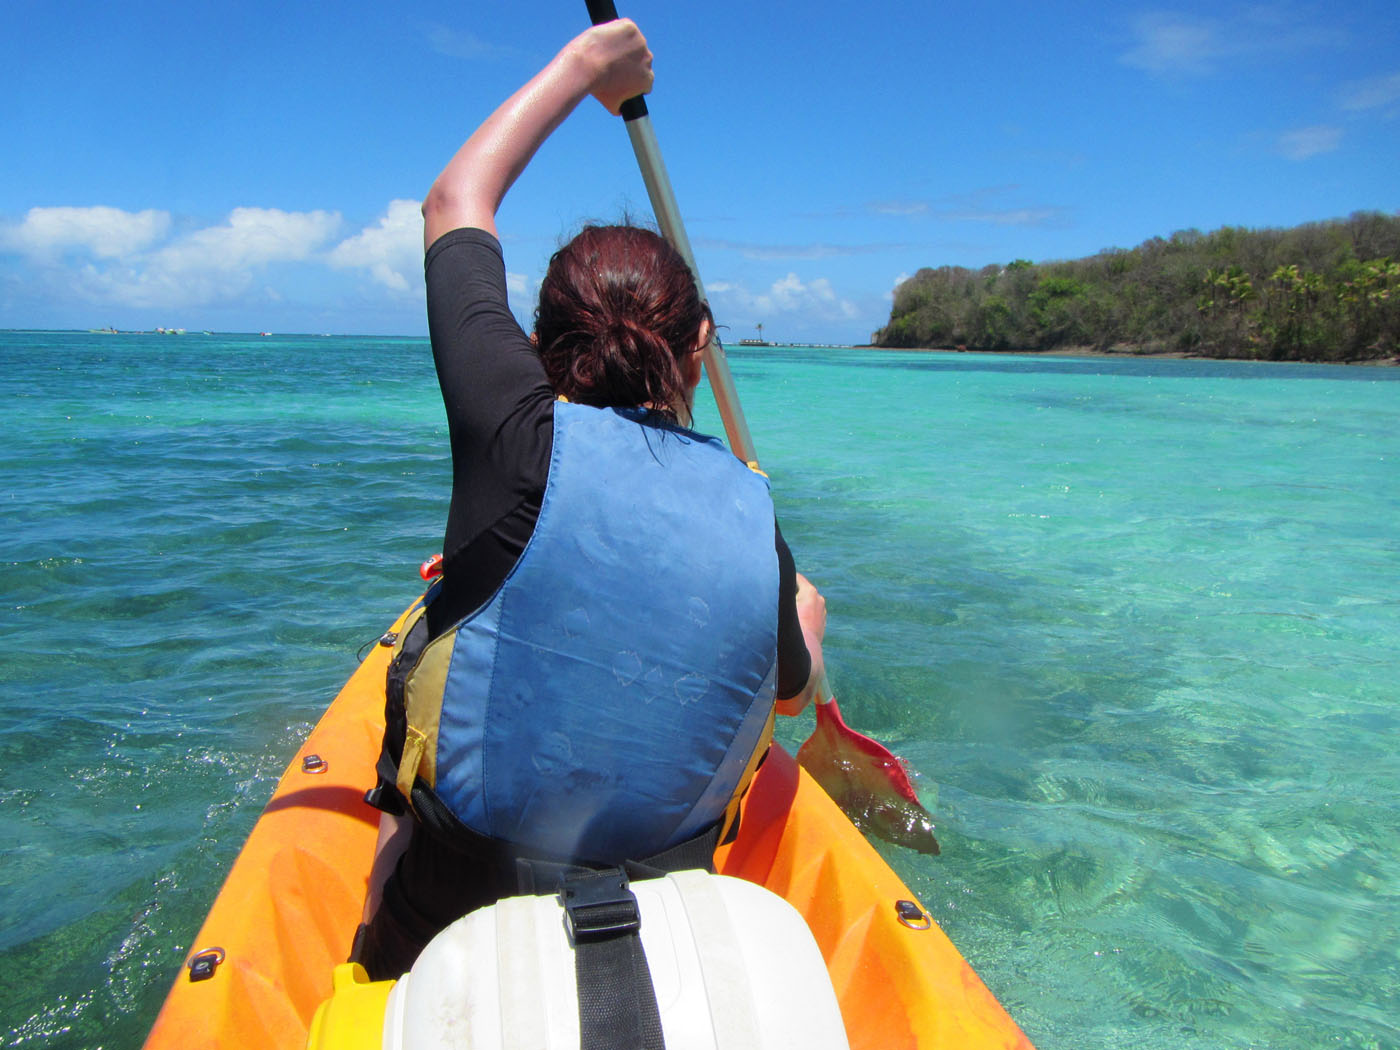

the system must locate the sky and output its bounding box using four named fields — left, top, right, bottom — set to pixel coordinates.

left=2, top=0, right=1397, bottom=343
